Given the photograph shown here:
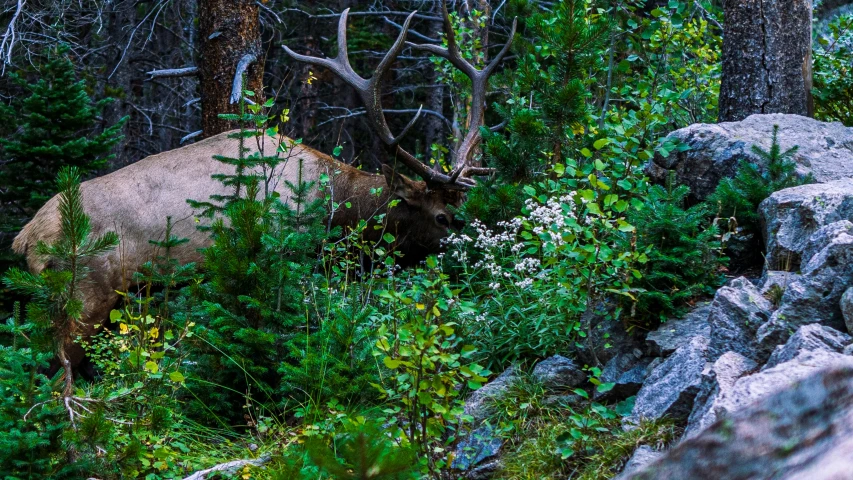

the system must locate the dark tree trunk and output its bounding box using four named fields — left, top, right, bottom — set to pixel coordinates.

left=198, top=0, right=263, bottom=136
left=718, top=0, right=813, bottom=122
